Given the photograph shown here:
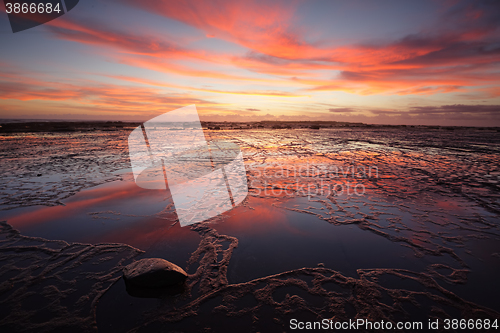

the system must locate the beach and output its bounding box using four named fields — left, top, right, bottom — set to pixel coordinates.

left=0, top=123, right=499, bottom=332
